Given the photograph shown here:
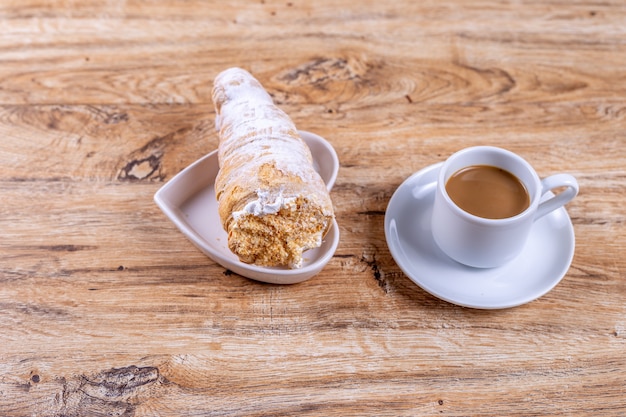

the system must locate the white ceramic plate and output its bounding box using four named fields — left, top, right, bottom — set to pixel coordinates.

left=384, top=162, right=575, bottom=309
left=154, top=130, right=340, bottom=284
